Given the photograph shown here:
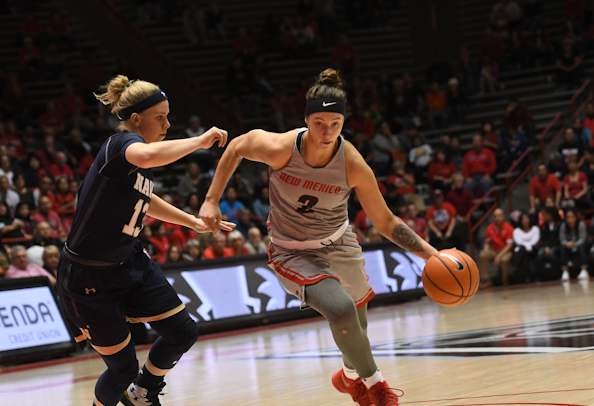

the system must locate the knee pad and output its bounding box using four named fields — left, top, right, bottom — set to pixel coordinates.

left=170, top=318, right=199, bottom=354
